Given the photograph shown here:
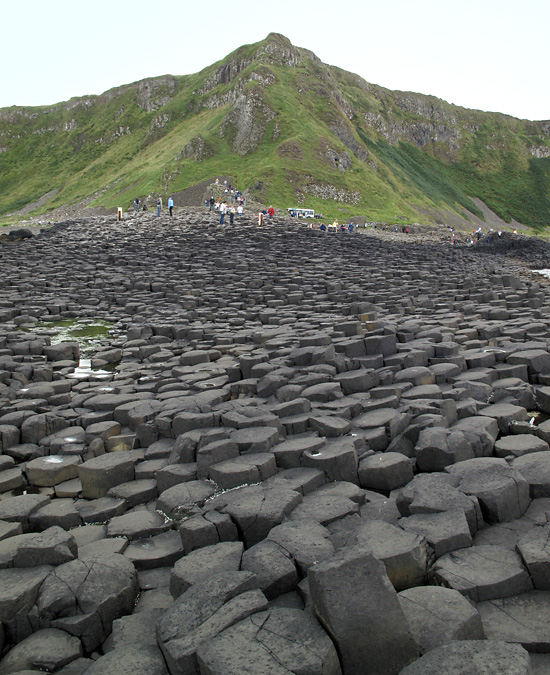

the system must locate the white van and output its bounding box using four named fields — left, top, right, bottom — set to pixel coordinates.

left=287, top=208, right=315, bottom=218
